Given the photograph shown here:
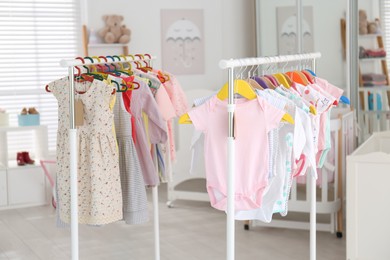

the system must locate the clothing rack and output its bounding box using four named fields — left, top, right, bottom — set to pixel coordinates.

left=59, top=54, right=160, bottom=260
left=219, top=52, right=321, bottom=260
